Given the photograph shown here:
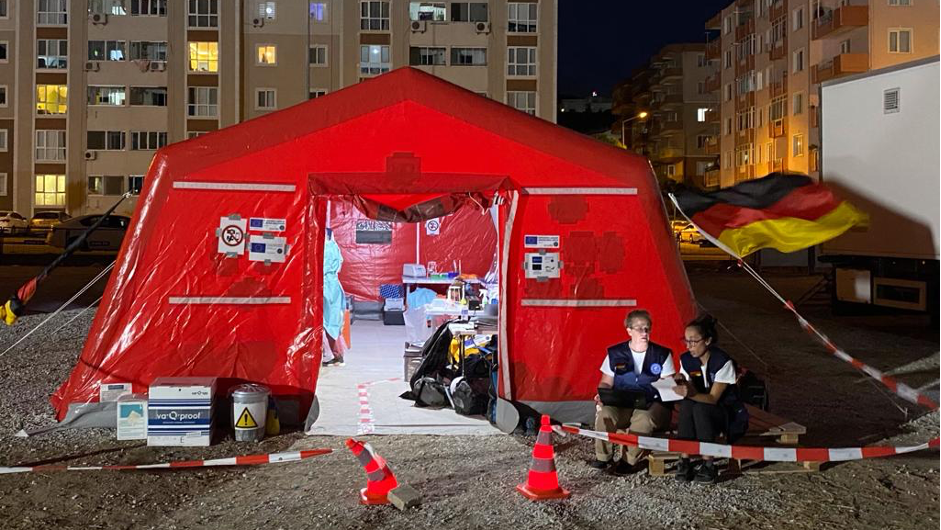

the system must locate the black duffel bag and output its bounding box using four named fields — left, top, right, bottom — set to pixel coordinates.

left=452, top=379, right=488, bottom=416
